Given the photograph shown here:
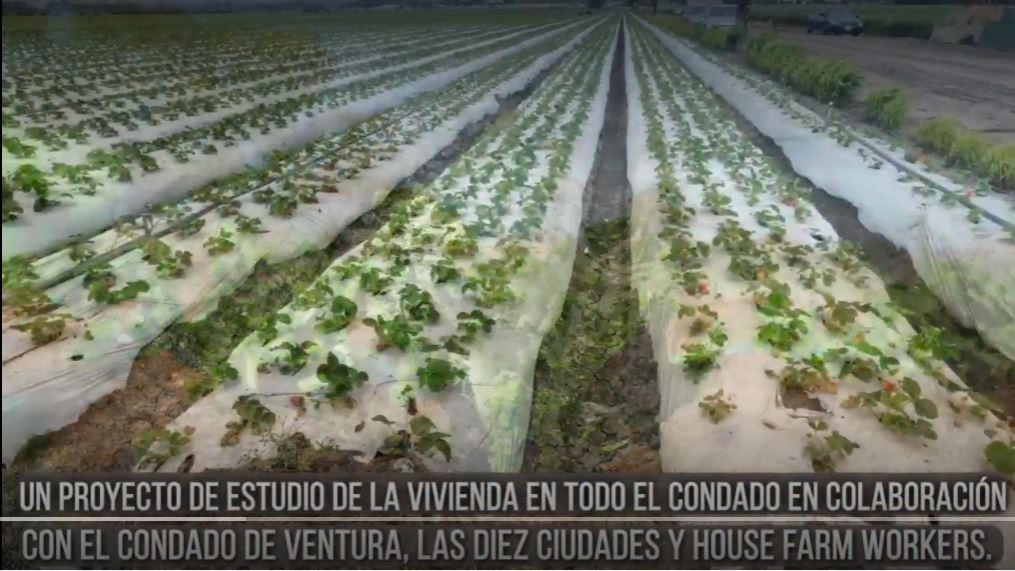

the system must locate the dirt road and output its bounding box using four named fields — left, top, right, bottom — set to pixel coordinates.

left=769, top=27, right=1015, bottom=144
